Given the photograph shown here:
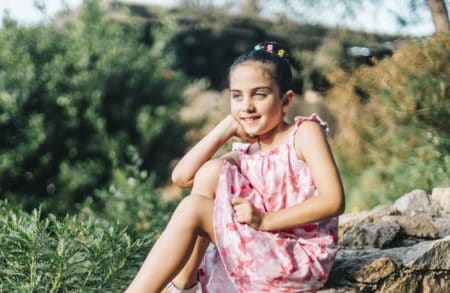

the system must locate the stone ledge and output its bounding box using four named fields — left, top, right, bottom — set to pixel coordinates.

left=320, top=187, right=450, bottom=292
